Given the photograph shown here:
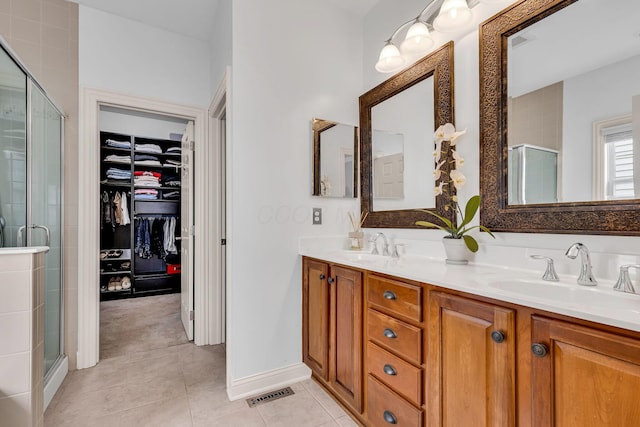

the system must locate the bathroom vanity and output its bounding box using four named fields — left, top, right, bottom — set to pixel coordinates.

left=301, top=250, right=640, bottom=427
